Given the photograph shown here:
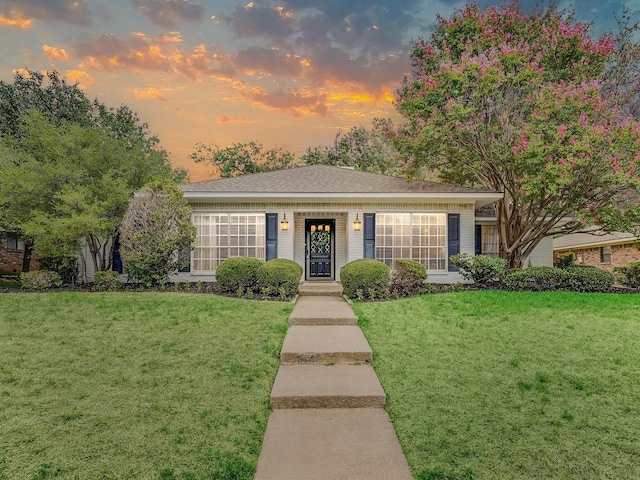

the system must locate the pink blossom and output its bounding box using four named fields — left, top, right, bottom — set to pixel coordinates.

left=557, top=125, right=567, bottom=138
